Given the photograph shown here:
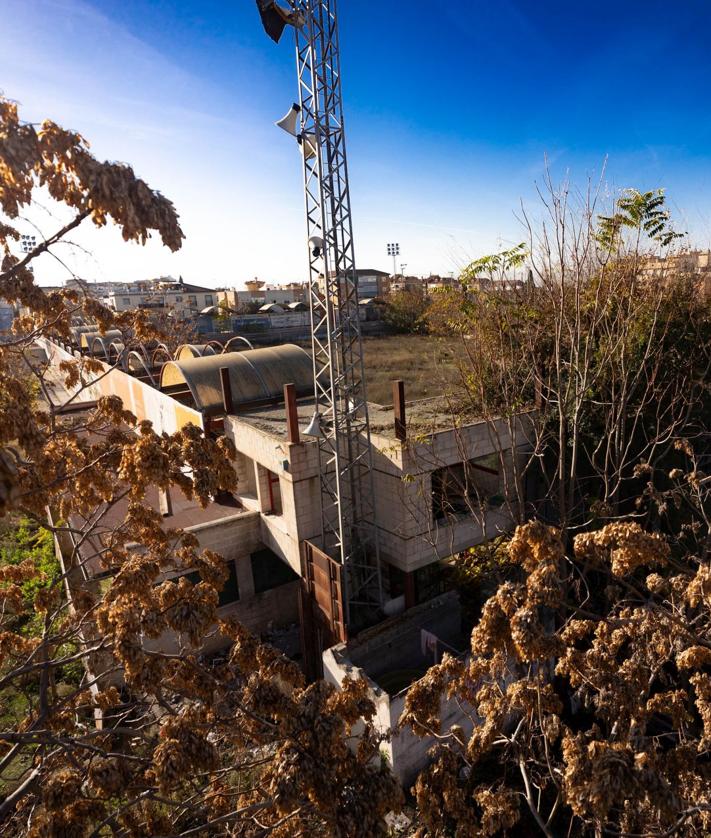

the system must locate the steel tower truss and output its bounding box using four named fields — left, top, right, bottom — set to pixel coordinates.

left=290, top=0, right=382, bottom=627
